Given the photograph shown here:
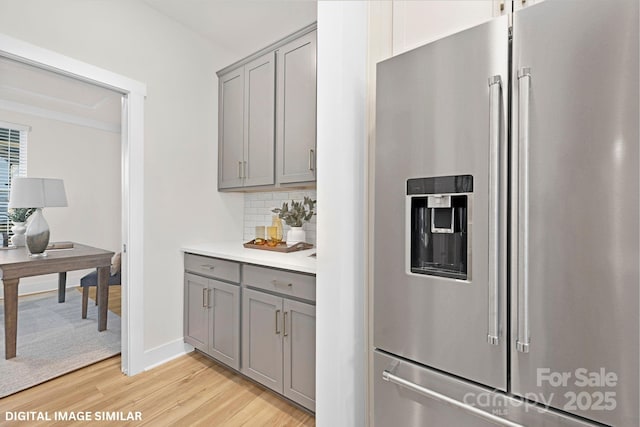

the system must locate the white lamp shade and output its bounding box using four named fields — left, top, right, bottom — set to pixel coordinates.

left=8, top=177, right=68, bottom=209
left=42, top=178, right=68, bottom=207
